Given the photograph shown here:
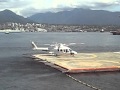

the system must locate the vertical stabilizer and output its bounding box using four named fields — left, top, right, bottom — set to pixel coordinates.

left=31, top=41, right=38, bottom=49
